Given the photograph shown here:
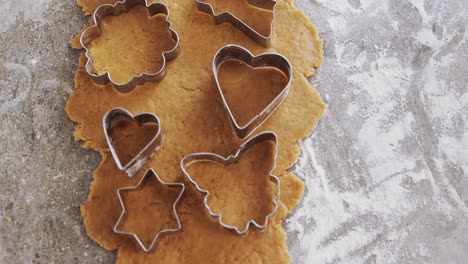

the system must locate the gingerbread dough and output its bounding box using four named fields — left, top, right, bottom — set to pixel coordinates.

left=110, top=118, right=159, bottom=167
left=218, top=59, right=289, bottom=127
left=186, top=139, right=278, bottom=230
left=87, top=8, right=177, bottom=84
left=68, top=0, right=325, bottom=263
left=116, top=173, right=182, bottom=250
left=204, top=0, right=274, bottom=37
